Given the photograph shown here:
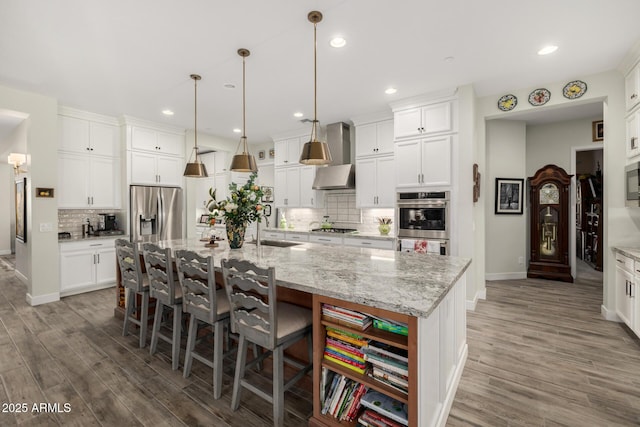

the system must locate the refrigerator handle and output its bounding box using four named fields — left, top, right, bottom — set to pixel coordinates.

left=157, top=189, right=164, bottom=240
